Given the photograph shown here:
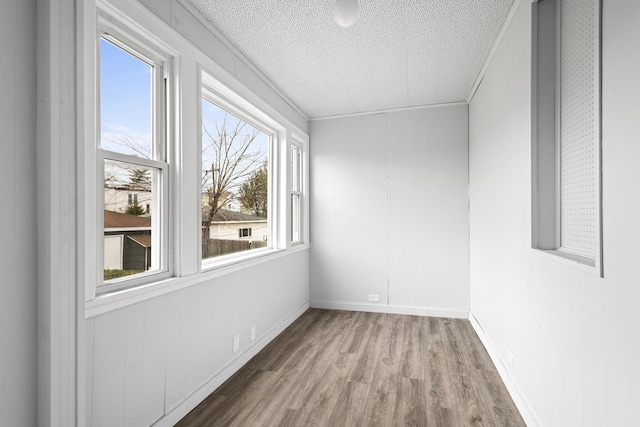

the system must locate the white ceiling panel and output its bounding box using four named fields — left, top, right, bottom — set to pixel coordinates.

left=188, top=0, right=515, bottom=118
